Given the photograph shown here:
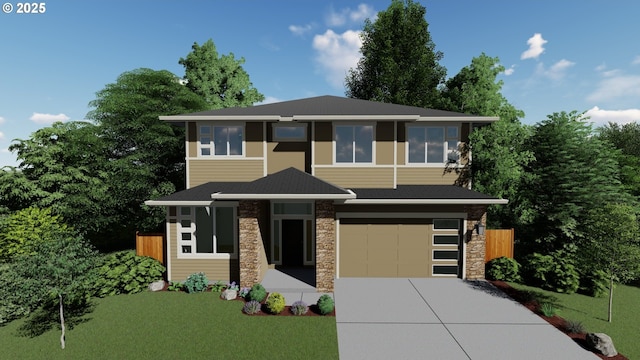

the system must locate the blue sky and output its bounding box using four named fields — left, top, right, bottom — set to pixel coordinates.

left=1, top=1, right=639, bottom=167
